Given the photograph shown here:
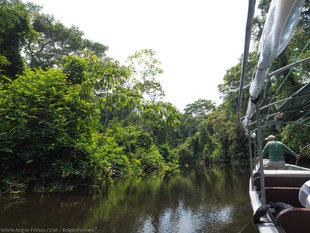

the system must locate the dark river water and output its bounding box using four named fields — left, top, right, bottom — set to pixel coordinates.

left=0, top=163, right=258, bottom=233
